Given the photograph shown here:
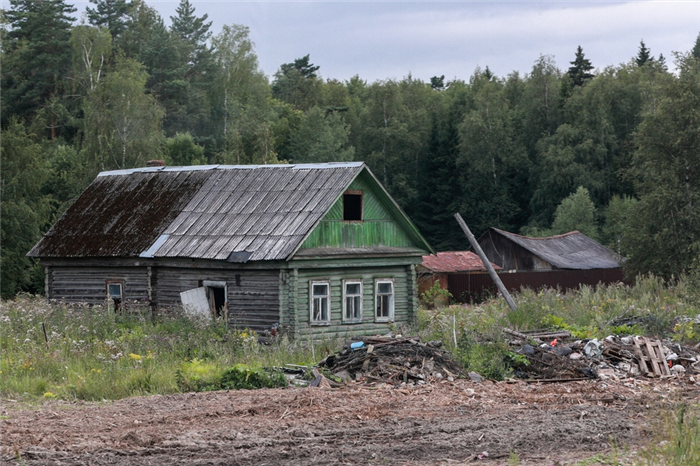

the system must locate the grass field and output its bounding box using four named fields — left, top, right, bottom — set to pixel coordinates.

left=1, top=274, right=699, bottom=465
left=2, top=274, right=698, bottom=402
